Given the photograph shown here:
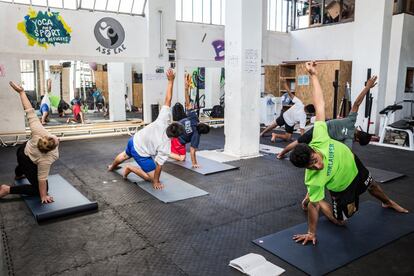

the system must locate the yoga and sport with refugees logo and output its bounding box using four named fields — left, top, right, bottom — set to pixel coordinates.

left=94, top=17, right=126, bottom=55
